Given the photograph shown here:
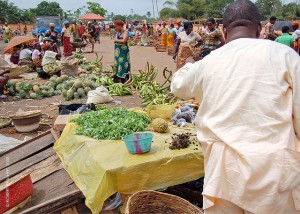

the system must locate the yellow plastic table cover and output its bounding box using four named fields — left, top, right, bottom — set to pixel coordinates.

left=54, top=115, right=204, bottom=214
